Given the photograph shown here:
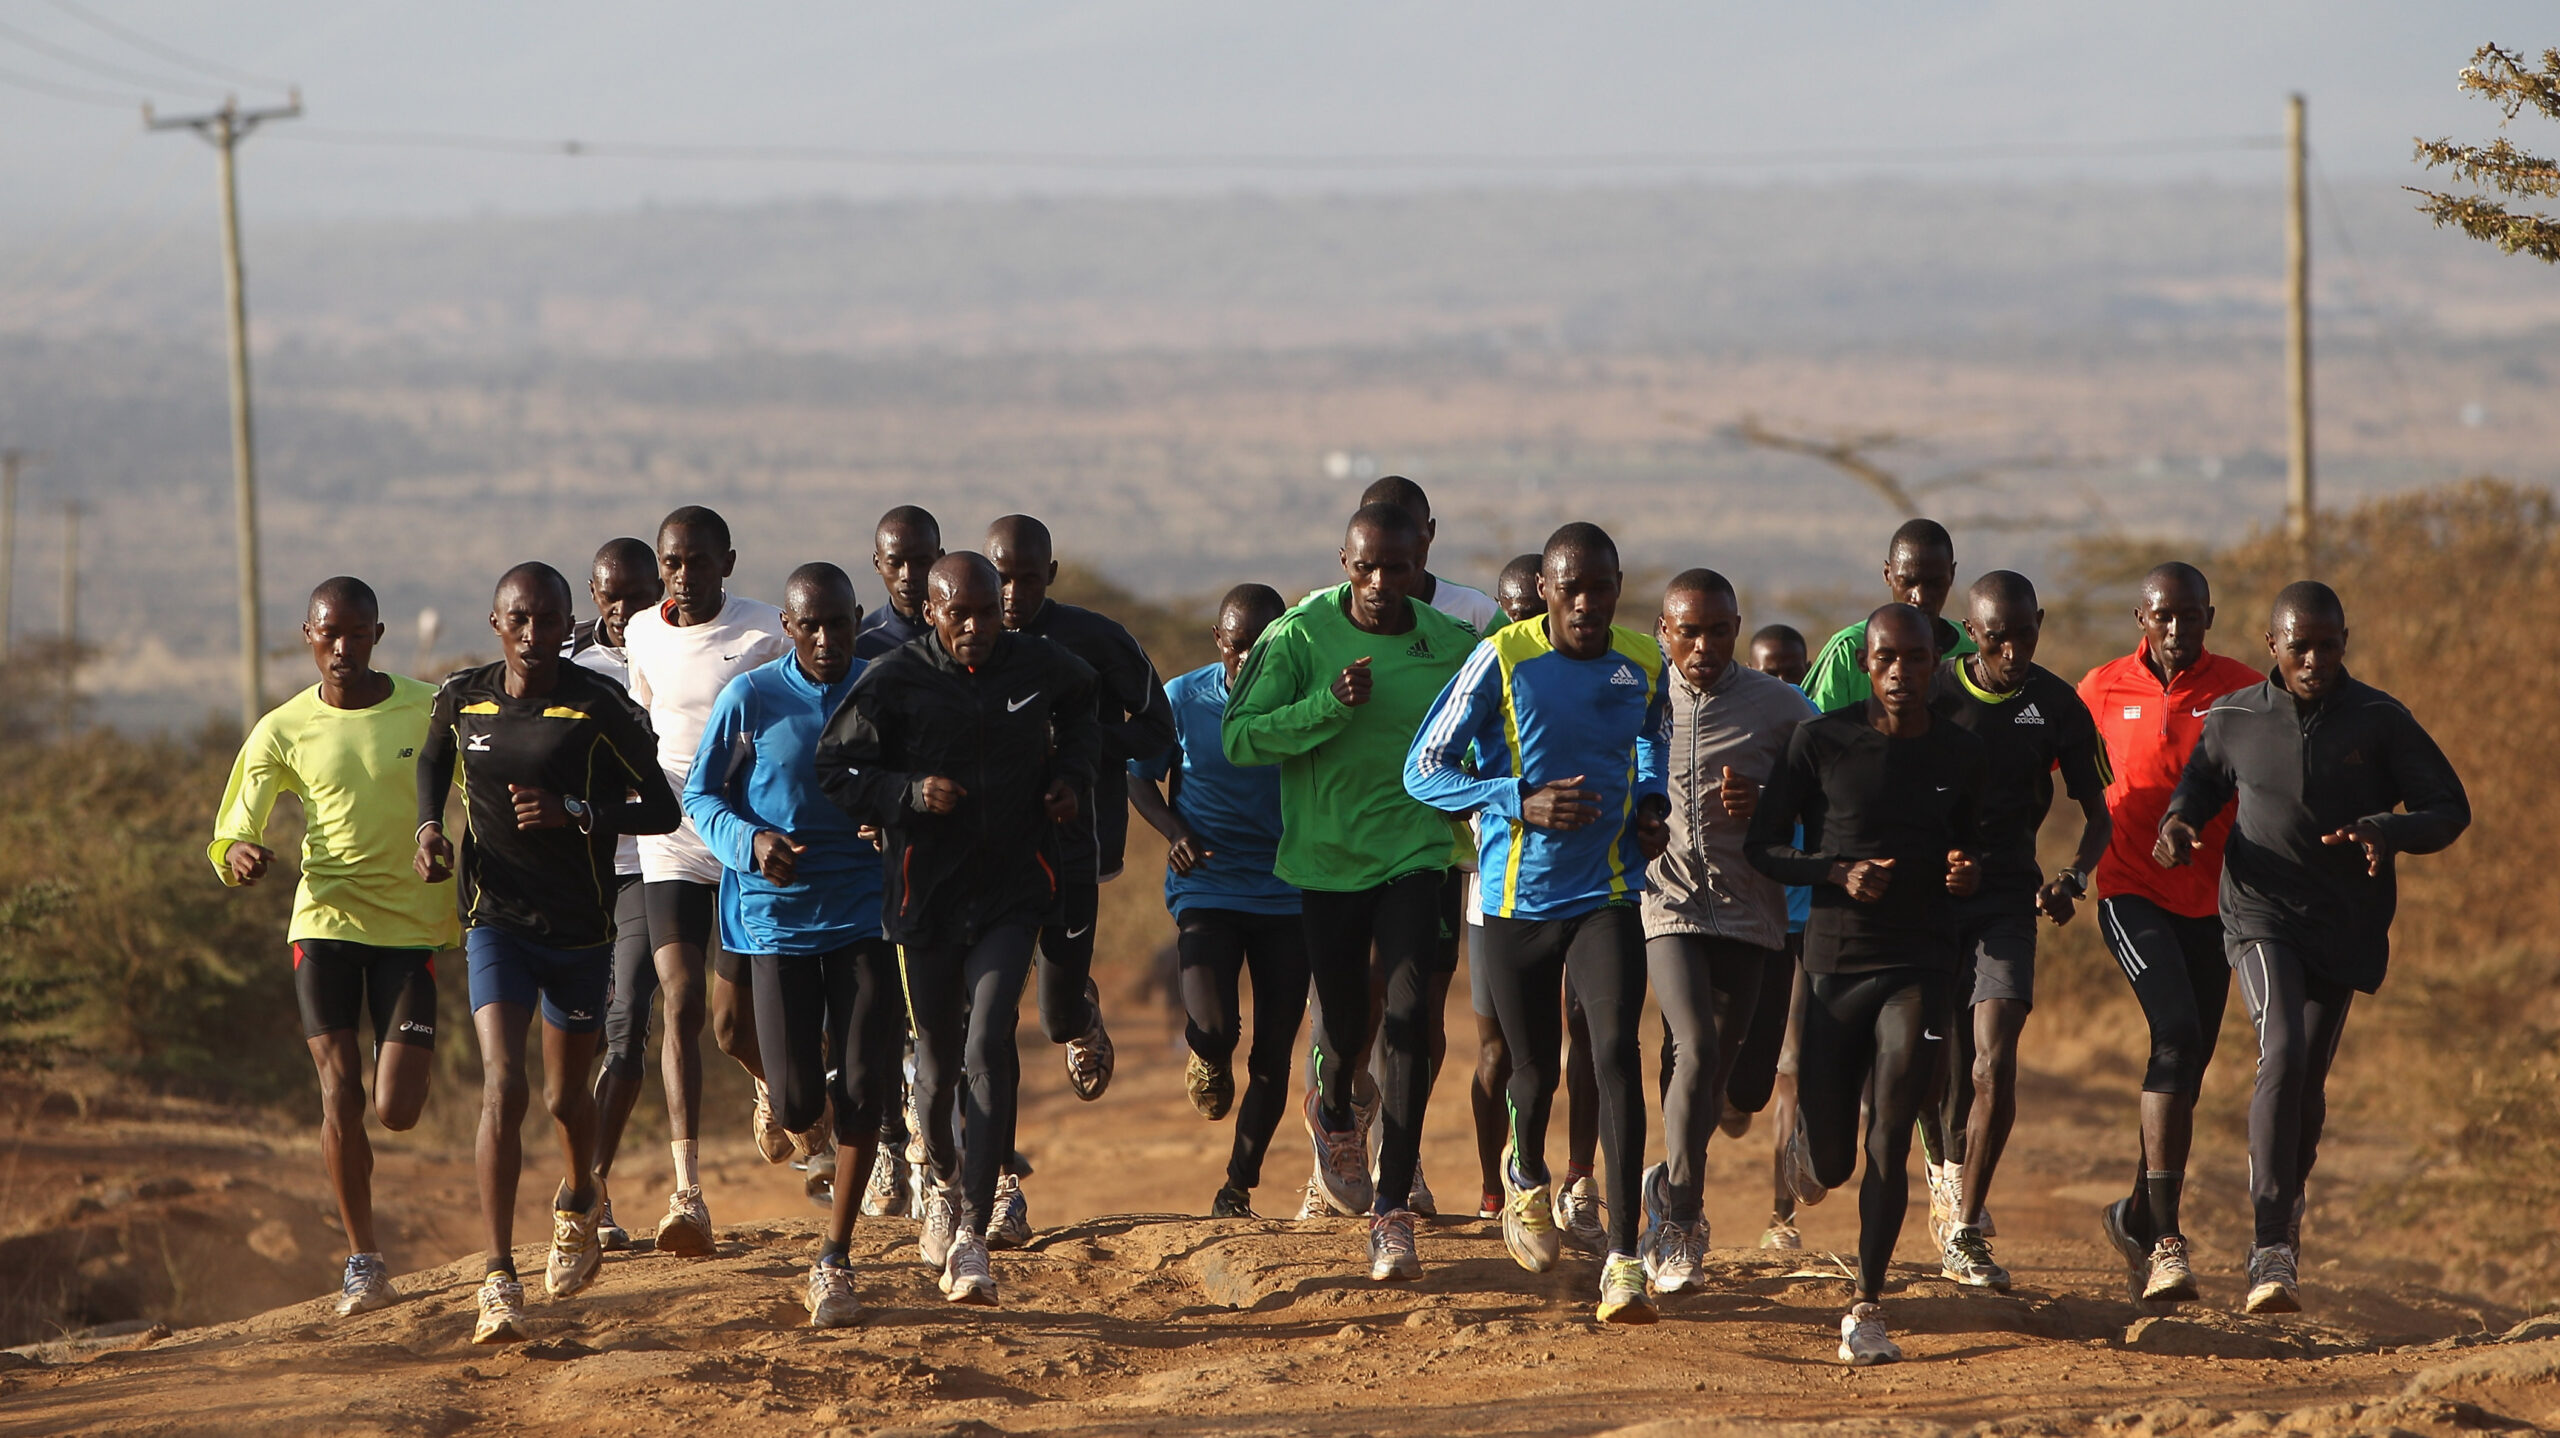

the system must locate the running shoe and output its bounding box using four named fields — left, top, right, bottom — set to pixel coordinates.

left=1367, top=1209, right=1422, bottom=1281
left=596, top=1197, right=631, bottom=1252
left=753, top=1079, right=792, bottom=1165
left=862, top=1147, right=913, bottom=1219
left=1294, top=1174, right=1328, bottom=1222
left=806, top=1260, right=862, bottom=1328
left=790, top=1122, right=836, bottom=1168
left=1760, top=1220, right=1803, bottom=1251
left=1558, top=1174, right=1607, bottom=1254
left=917, top=1178, right=960, bottom=1272
left=1597, top=1254, right=1660, bottom=1325
left=1638, top=1164, right=1706, bottom=1296
left=471, top=1272, right=529, bottom=1345
left=1186, top=1051, right=1234, bottom=1120
left=335, top=1252, right=398, bottom=1317
left=1476, top=1192, right=1501, bottom=1222
left=987, top=1172, right=1034, bottom=1250
left=941, top=1229, right=998, bottom=1306
left=2100, top=1196, right=2151, bottom=1275
left=1304, top=1087, right=1374, bottom=1217
left=1212, top=1186, right=1256, bottom=1219
left=1939, top=1224, right=2010, bottom=1291
left=2244, top=1243, right=2301, bottom=1315
left=1782, top=1113, right=1829, bottom=1208
left=1064, top=979, right=1115, bottom=1102
left=1406, top=1154, right=1439, bottom=1217
left=1924, top=1160, right=1958, bottom=1248
left=1499, top=1143, right=1563, bottom=1274
left=1837, top=1301, right=1902, bottom=1366
left=655, top=1187, right=714, bottom=1258
left=2142, top=1235, right=2199, bottom=1303
left=546, top=1201, right=604, bottom=1298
